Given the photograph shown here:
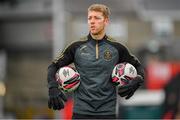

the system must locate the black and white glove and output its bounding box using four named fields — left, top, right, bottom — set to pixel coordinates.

left=118, top=75, right=143, bottom=99
left=48, top=86, right=67, bottom=110
left=47, top=63, right=68, bottom=110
